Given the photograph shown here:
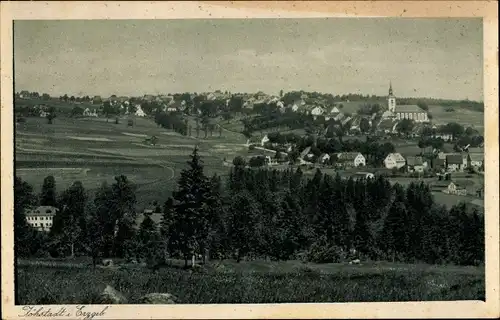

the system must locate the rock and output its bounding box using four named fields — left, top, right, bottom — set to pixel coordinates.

left=99, top=285, right=128, bottom=304
left=139, top=293, right=178, bottom=304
